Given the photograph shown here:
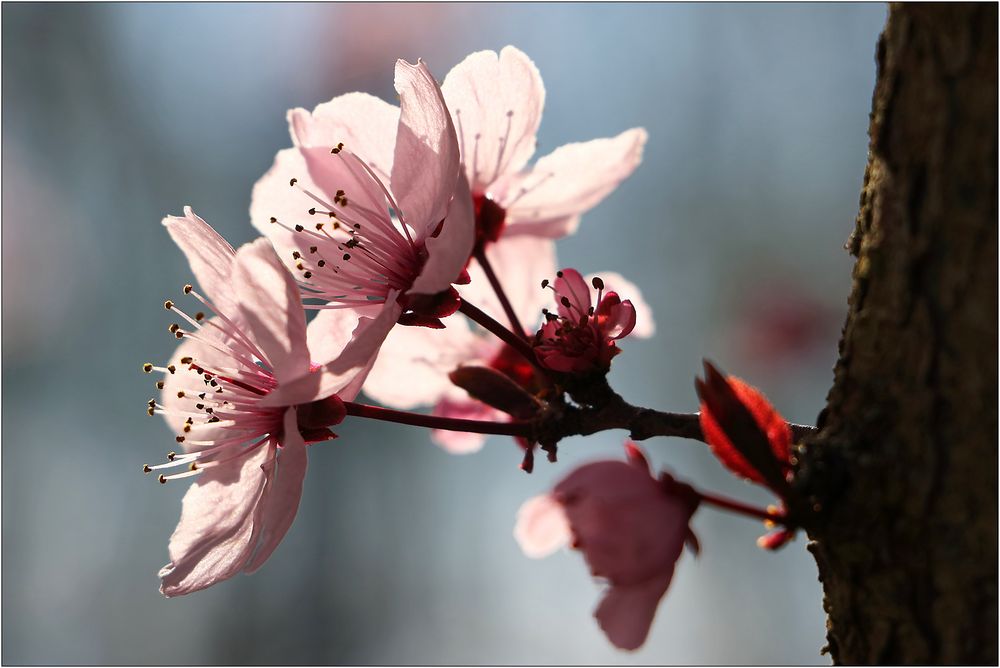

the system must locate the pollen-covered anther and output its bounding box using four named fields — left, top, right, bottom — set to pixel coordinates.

left=189, top=462, right=198, bottom=472
left=175, top=436, right=185, bottom=443
left=591, top=276, right=604, bottom=290
left=167, top=365, right=176, bottom=374
left=309, top=246, right=318, bottom=253
left=142, top=464, right=152, bottom=474
left=308, top=208, right=317, bottom=215
left=147, top=407, right=155, bottom=416
left=167, top=451, right=177, bottom=461
left=303, top=271, right=313, bottom=279
left=155, top=381, right=165, bottom=390
left=194, top=312, right=205, bottom=321
left=164, top=300, right=174, bottom=310
left=158, top=474, right=167, bottom=484
left=168, top=323, right=180, bottom=334
left=330, top=142, right=344, bottom=154
left=269, top=216, right=277, bottom=224
left=292, top=251, right=301, bottom=260
left=180, top=357, right=192, bottom=365
left=289, top=178, right=298, bottom=186
left=176, top=391, right=185, bottom=398
left=183, top=284, right=193, bottom=295
left=295, top=225, right=304, bottom=232
left=143, top=363, right=153, bottom=373
left=541, top=279, right=549, bottom=288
